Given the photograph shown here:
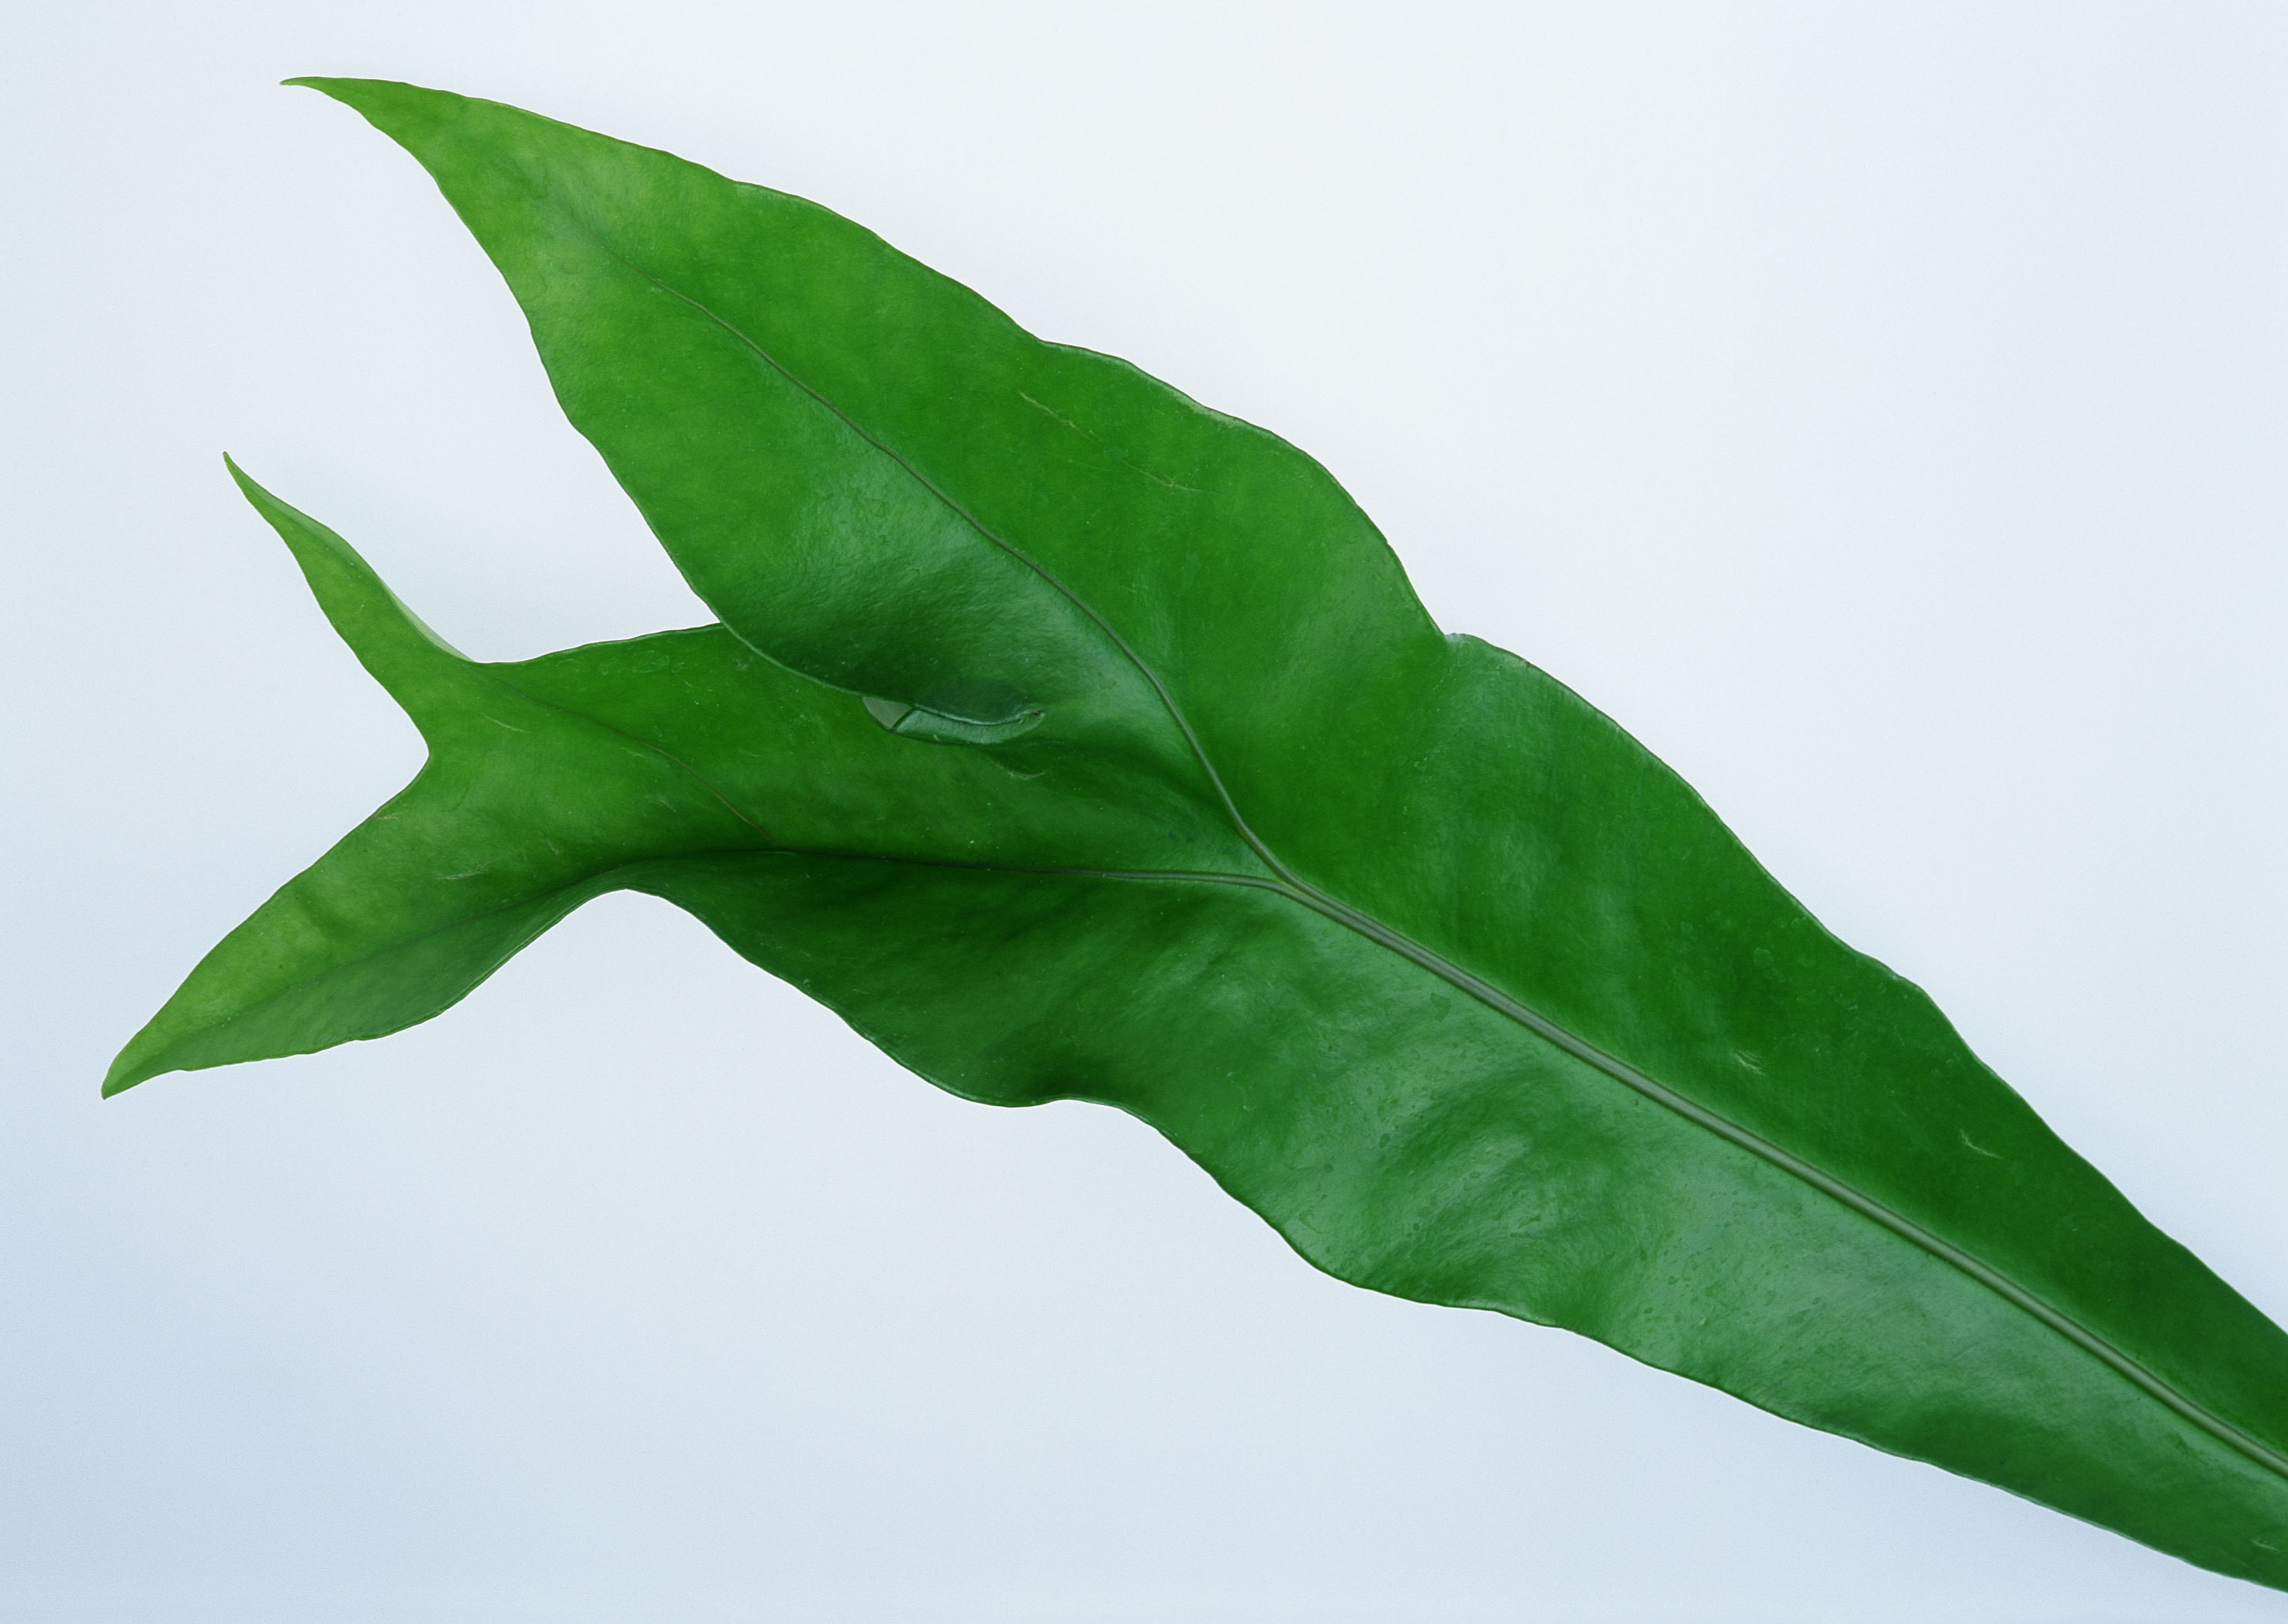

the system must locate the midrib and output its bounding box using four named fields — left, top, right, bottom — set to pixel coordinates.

left=777, top=838, right=2288, bottom=1491
left=1266, top=869, right=2288, bottom=1483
